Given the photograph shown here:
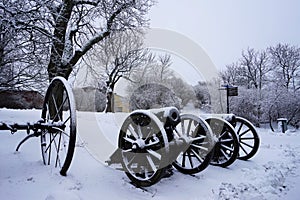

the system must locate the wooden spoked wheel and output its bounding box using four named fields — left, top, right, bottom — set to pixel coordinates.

left=234, top=117, right=260, bottom=160
left=172, top=114, right=215, bottom=174
left=41, top=77, right=76, bottom=176
left=206, top=118, right=239, bottom=167
left=118, top=111, right=169, bottom=187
